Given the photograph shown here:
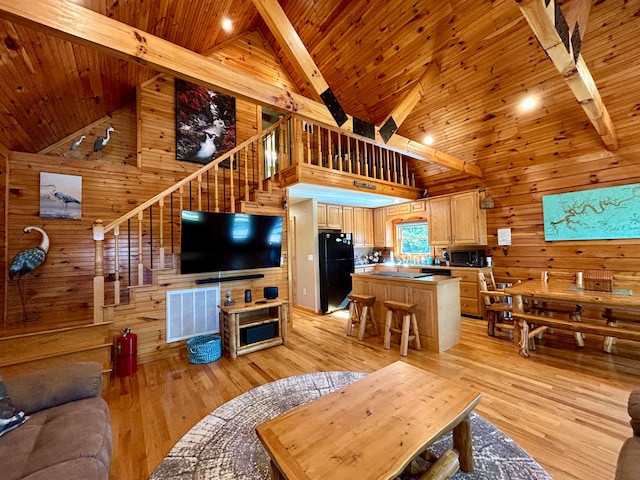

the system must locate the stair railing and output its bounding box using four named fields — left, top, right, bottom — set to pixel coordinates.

left=92, top=115, right=292, bottom=322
